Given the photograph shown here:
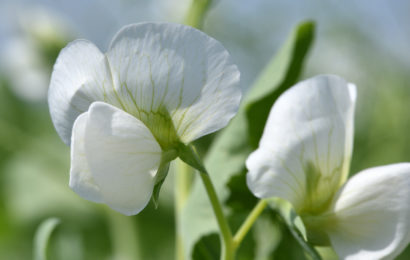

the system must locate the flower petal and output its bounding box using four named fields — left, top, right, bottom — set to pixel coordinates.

left=84, top=102, right=162, bottom=215
left=69, top=112, right=102, bottom=203
left=106, top=22, right=241, bottom=143
left=328, top=163, right=410, bottom=260
left=48, top=40, right=111, bottom=145
left=246, top=75, right=356, bottom=211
